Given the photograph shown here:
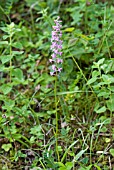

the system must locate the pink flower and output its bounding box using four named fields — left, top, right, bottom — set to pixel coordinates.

left=58, top=68, right=62, bottom=72
left=51, top=53, right=56, bottom=58
left=59, top=52, right=62, bottom=56
left=49, top=16, right=63, bottom=76
left=57, top=58, right=63, bottom=63
left=52, top=31, right=57, bottom=36
left=52, top=65, right=56, bottom=71
left=49, top=59, right=53, bottom=63
left=51, top=42, right=57, bottom=49
left=57, top=44, right=62, bottom=49
left=53, top=49, right=59, bottom=54
left=50, top=72, right=54, bottom=76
